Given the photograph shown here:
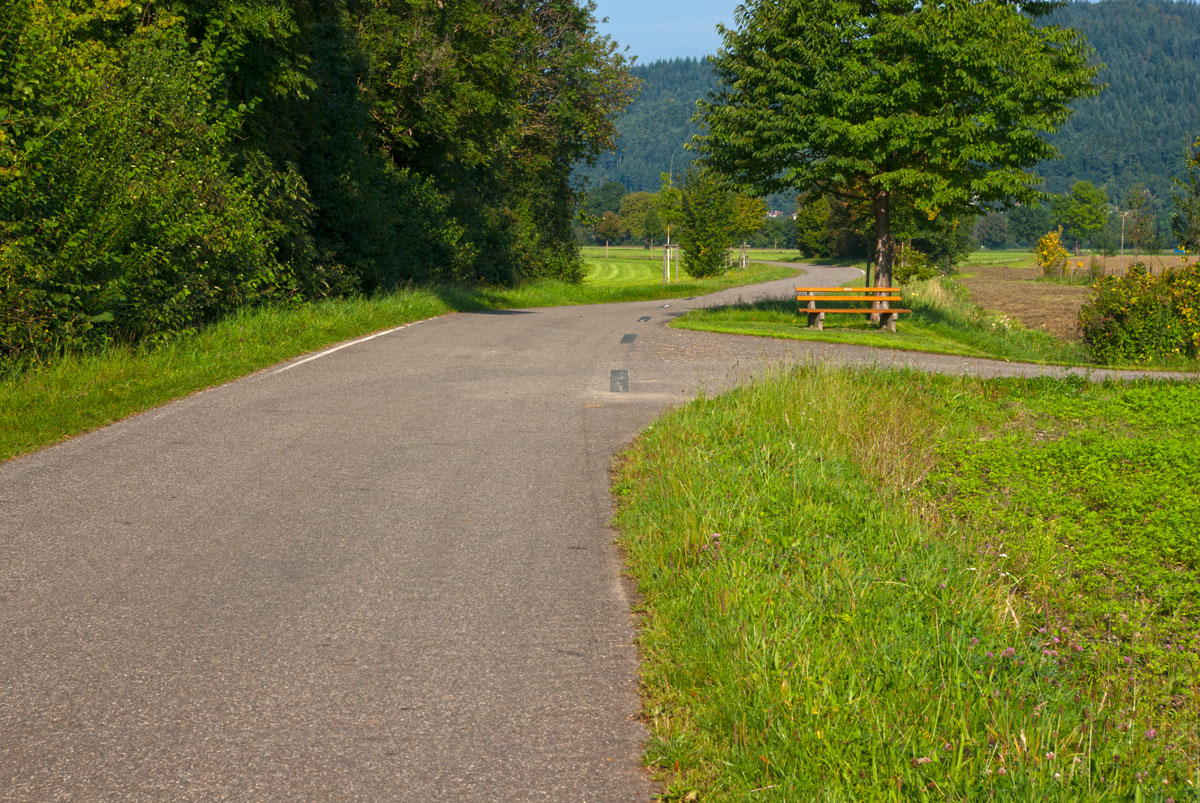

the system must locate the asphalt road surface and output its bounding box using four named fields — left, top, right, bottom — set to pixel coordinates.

left=1, top=266, right=1192, bottom=801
